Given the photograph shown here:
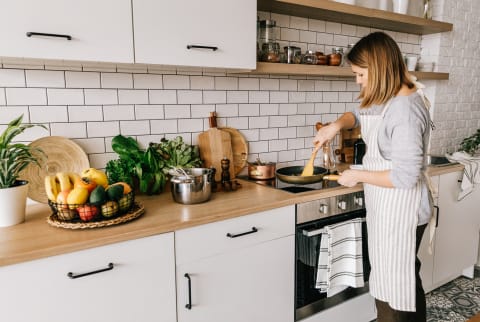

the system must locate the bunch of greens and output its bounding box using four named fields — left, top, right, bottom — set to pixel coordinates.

left=152, top=136, right=202, bottom=174
left=459, top=129, right=480, bottom=156
left=106, top=135, right=166, bottom=195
